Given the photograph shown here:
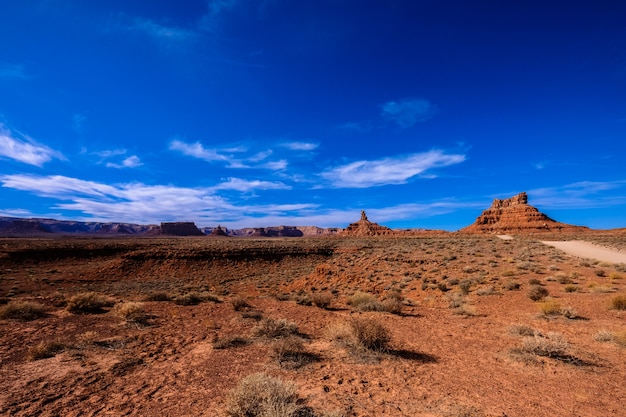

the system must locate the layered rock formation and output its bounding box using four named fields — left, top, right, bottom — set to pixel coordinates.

left=461, top=192, right=588, bottom=234
left=160, top=222, right=204, bottom=236
left=339, top=211, right=393, bottom=237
